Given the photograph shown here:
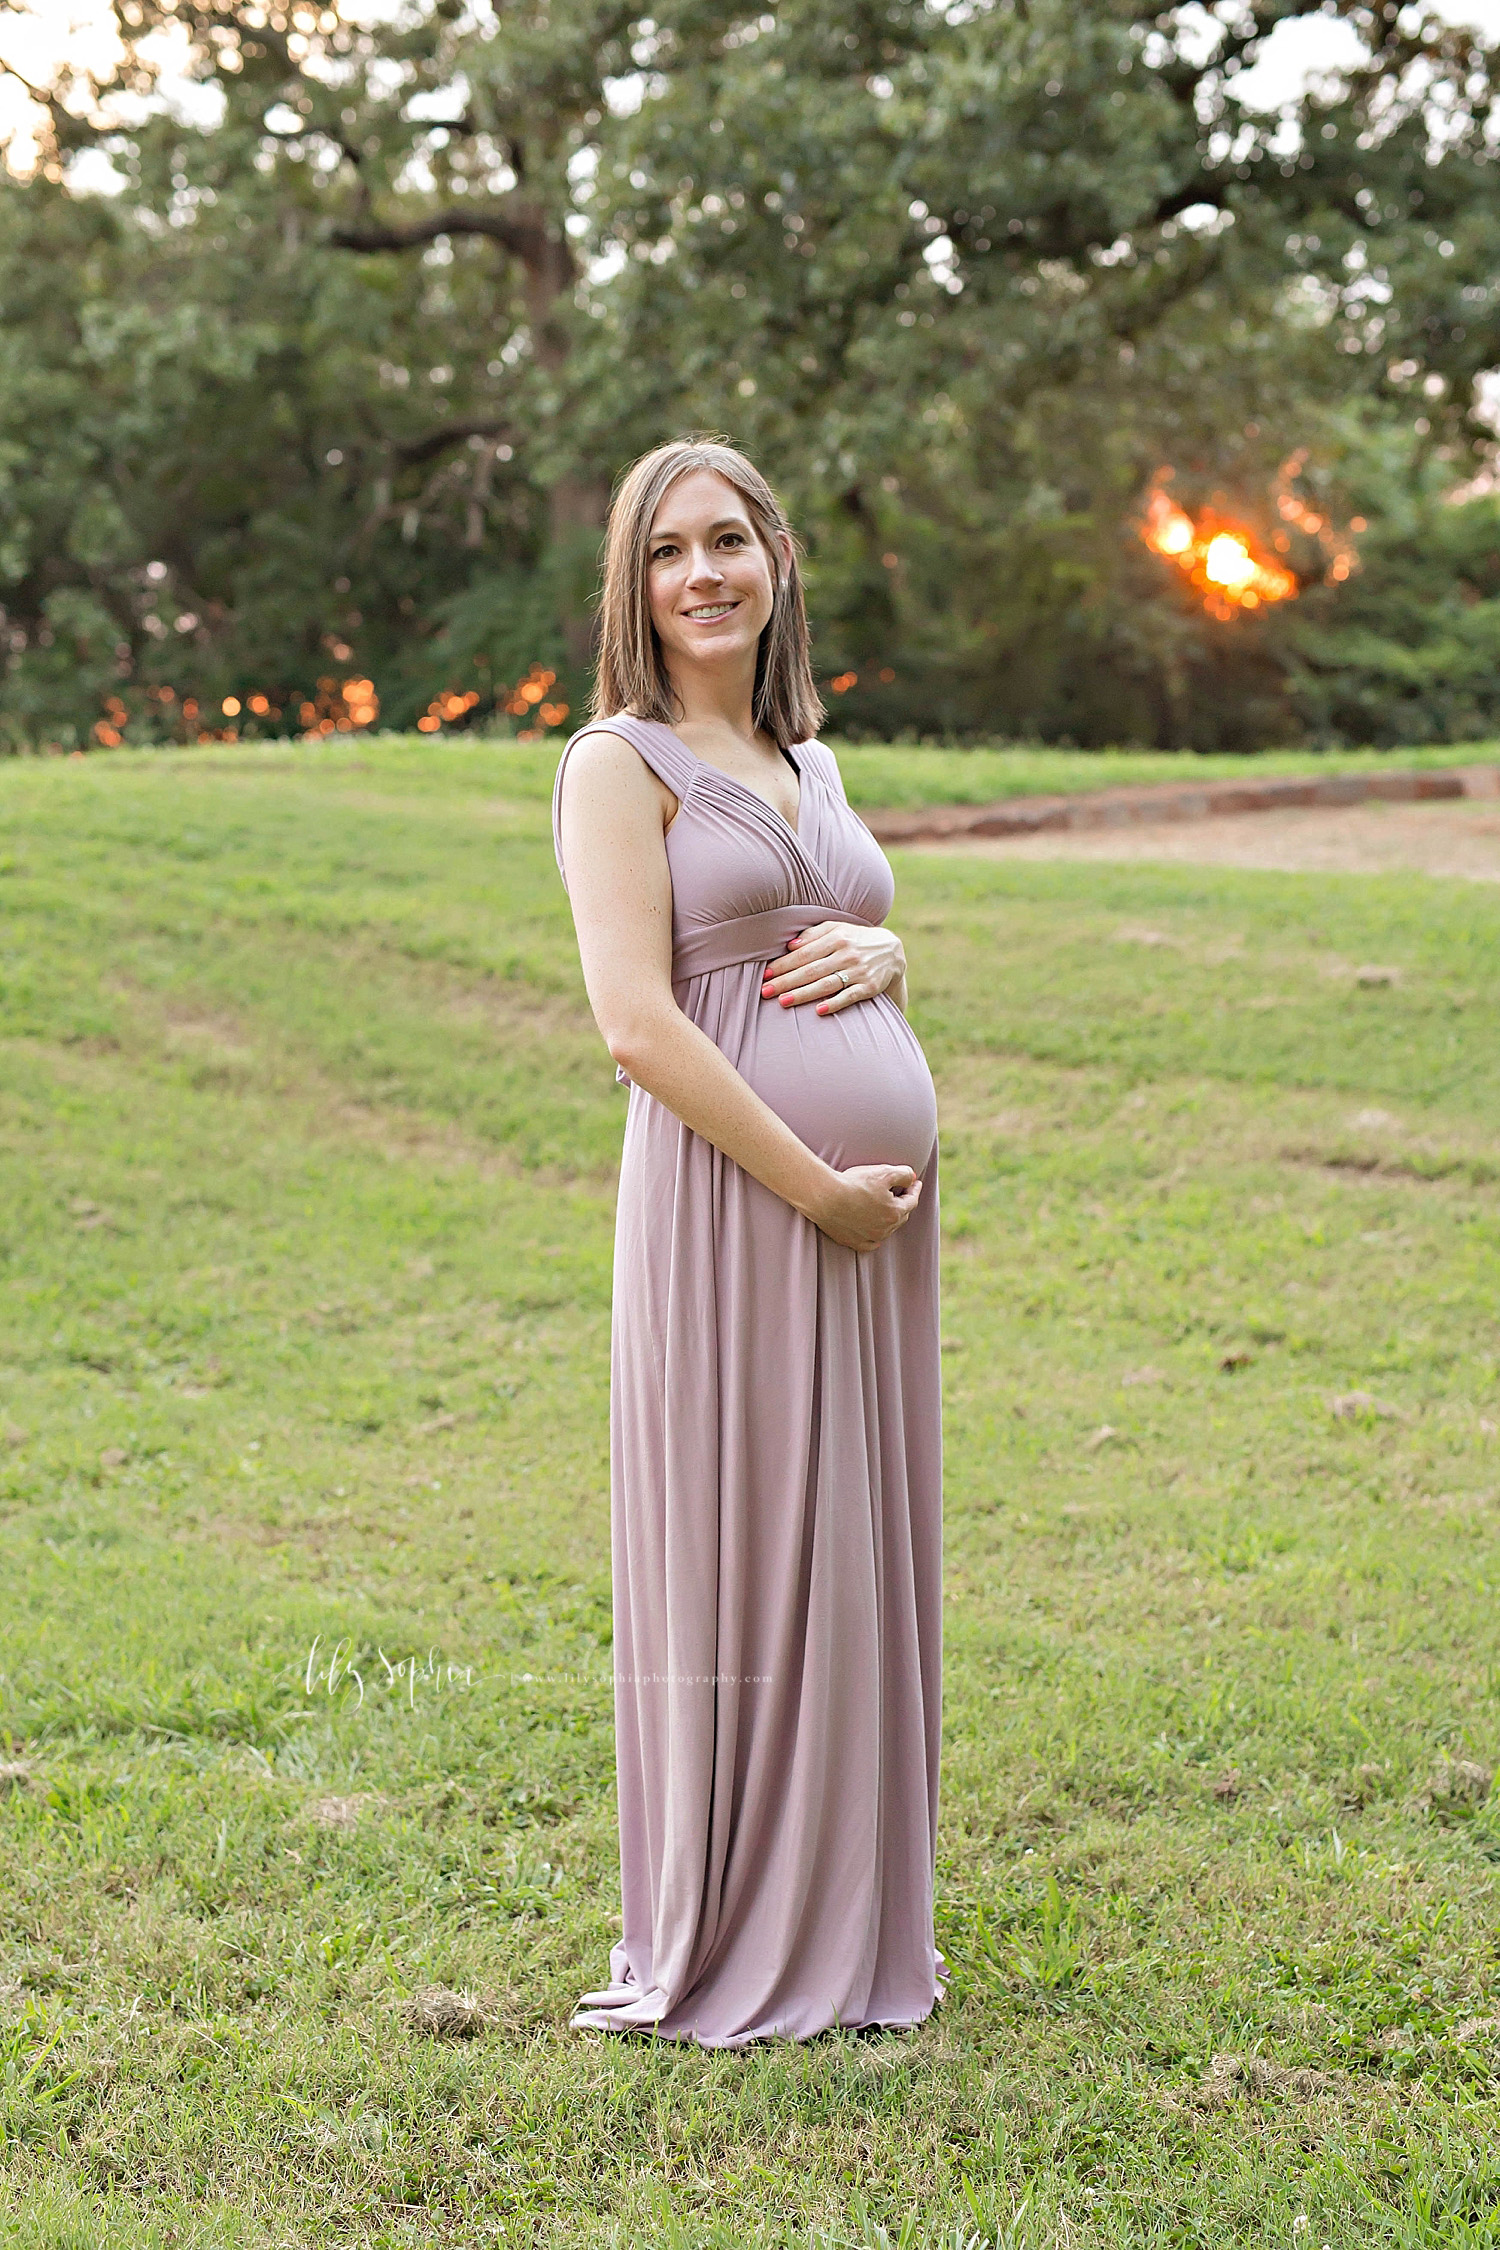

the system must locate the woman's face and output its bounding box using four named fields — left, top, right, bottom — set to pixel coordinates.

left=645, top=469, right=784, bottom=678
